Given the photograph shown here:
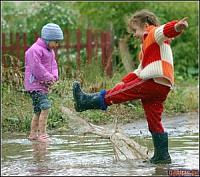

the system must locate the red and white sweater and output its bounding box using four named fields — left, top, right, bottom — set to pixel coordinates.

left=122, top=20, right=183, bottom=88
